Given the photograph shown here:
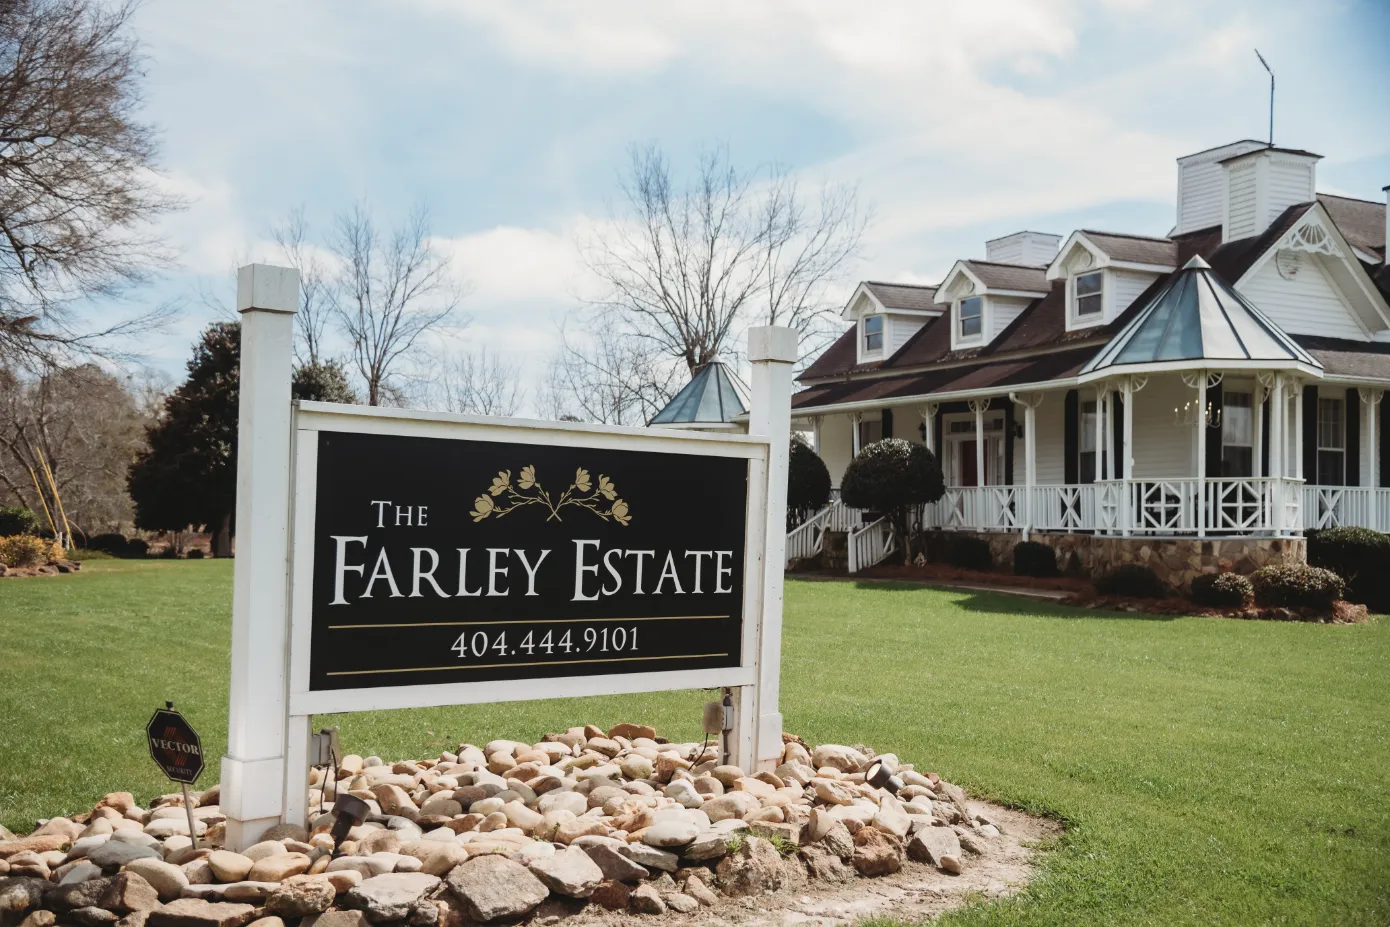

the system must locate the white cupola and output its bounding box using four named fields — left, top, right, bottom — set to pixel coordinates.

left=1220, top=146, right=1321, bottom=243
